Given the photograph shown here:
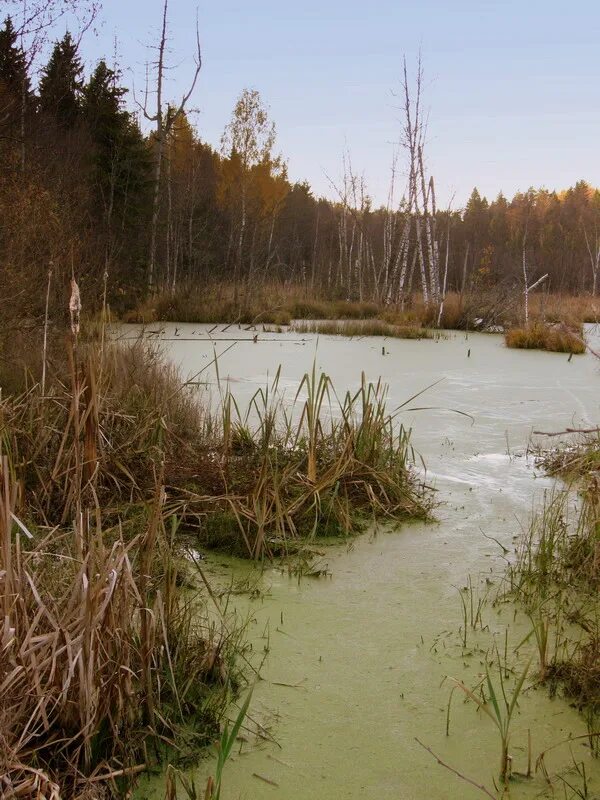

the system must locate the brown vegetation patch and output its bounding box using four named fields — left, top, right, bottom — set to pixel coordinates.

left=290, top=319, right=433, bottom=339
left=505, top=323, right=586, bottom=354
